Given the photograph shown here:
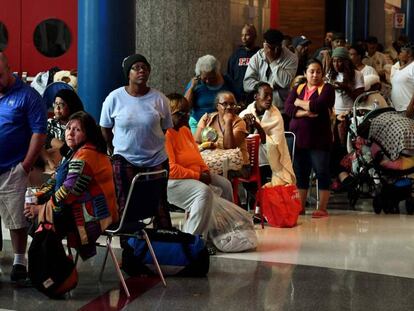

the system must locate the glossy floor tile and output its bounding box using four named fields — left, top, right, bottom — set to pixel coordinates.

left=0, top=194, right=413, bottom=310
left=217, top=210, right=414, bottom=278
